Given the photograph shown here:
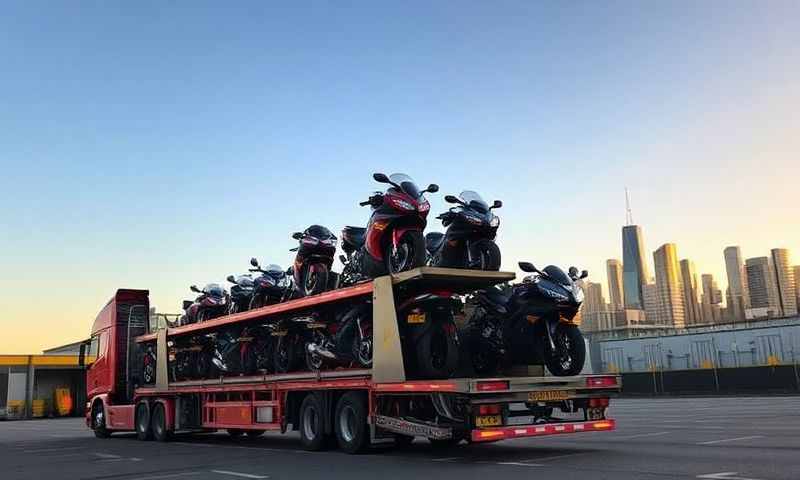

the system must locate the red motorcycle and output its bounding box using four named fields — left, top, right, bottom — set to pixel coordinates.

left=340, top=173, right=438, bottom=284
